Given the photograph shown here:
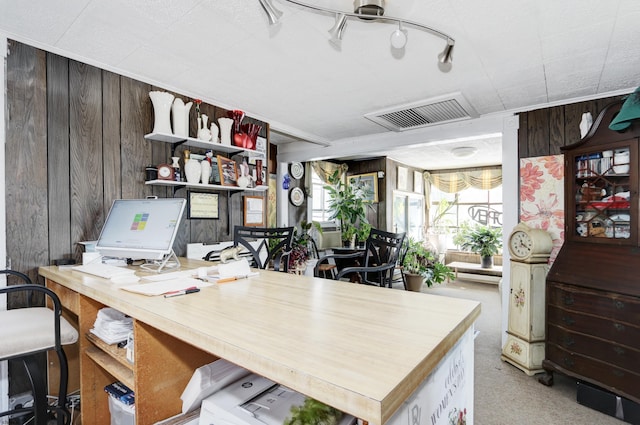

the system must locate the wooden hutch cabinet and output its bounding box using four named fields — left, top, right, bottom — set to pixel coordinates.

left=540, top=100, right=640, bottom=405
